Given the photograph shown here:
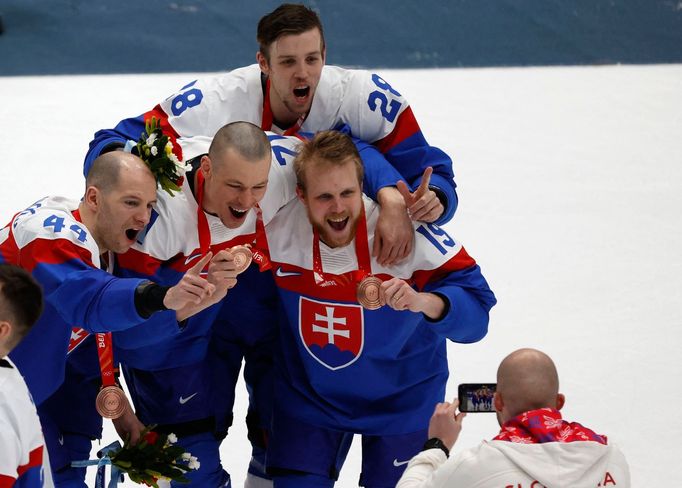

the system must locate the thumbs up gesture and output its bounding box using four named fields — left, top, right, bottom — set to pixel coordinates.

left=396, top=167, right=444, bottom=223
